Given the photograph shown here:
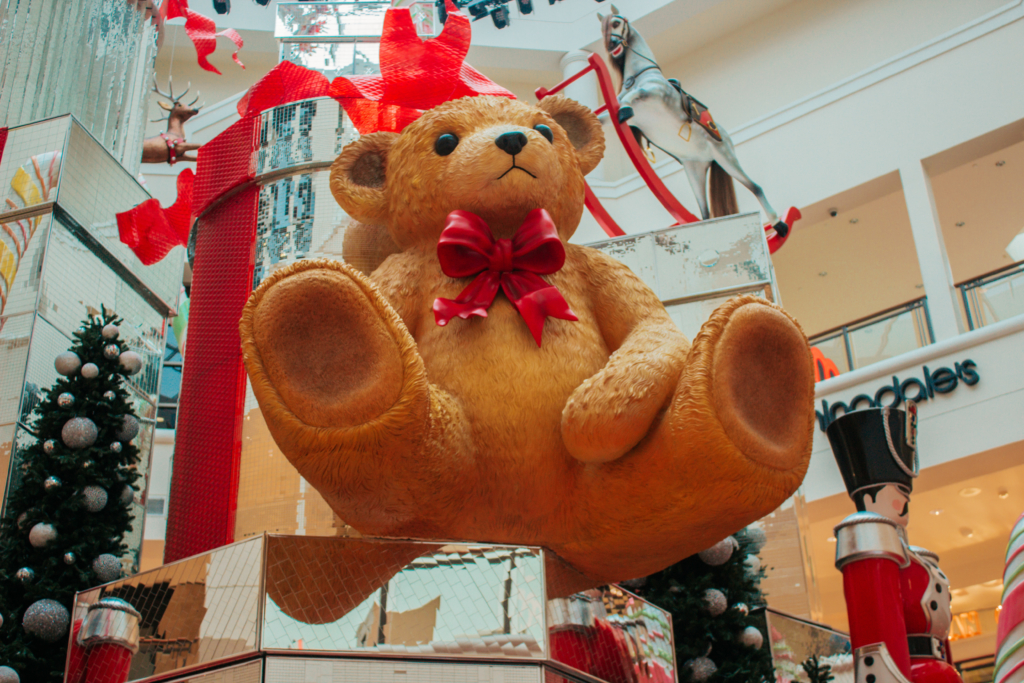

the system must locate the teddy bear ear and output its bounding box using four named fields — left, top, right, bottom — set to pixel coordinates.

left=537, top=96, right=606, bottom=176
left=330, top=132, right=399, bottom=225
